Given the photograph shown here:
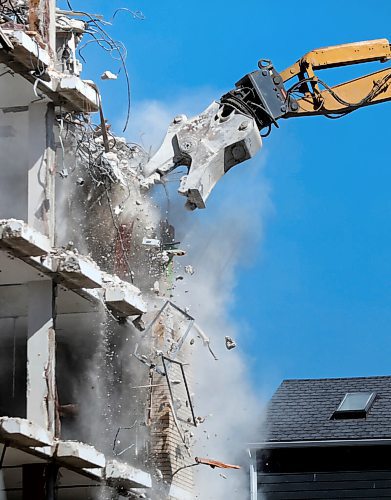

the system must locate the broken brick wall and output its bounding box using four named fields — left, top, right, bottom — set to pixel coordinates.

left=150, top=366, right=194, bottom=496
